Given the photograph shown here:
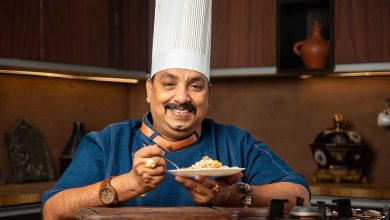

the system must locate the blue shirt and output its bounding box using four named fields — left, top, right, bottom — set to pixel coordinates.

left=42, top=115, right=309, bottom=206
